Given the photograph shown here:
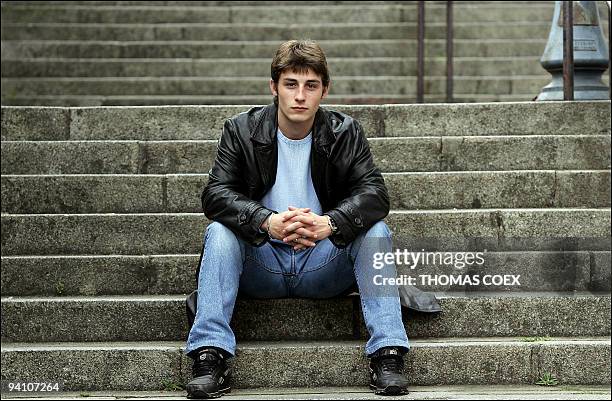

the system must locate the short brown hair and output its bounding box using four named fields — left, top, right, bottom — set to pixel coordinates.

left=271, top=40, right=330, bottom=88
